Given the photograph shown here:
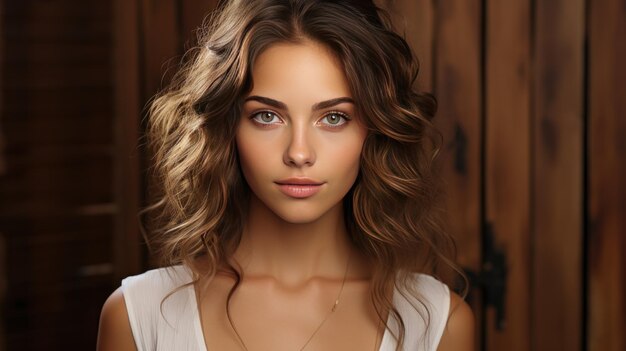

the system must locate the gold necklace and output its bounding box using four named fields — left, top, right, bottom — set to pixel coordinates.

left=229, top=251, right=352, bottom=351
